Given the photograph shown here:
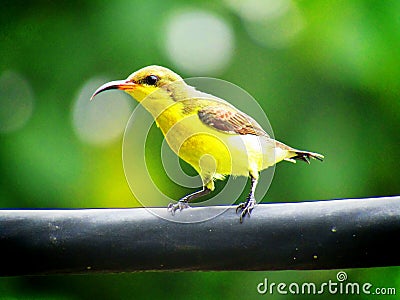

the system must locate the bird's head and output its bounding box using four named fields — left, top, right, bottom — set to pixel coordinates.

left=91, top=65, right=184, bottom=103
